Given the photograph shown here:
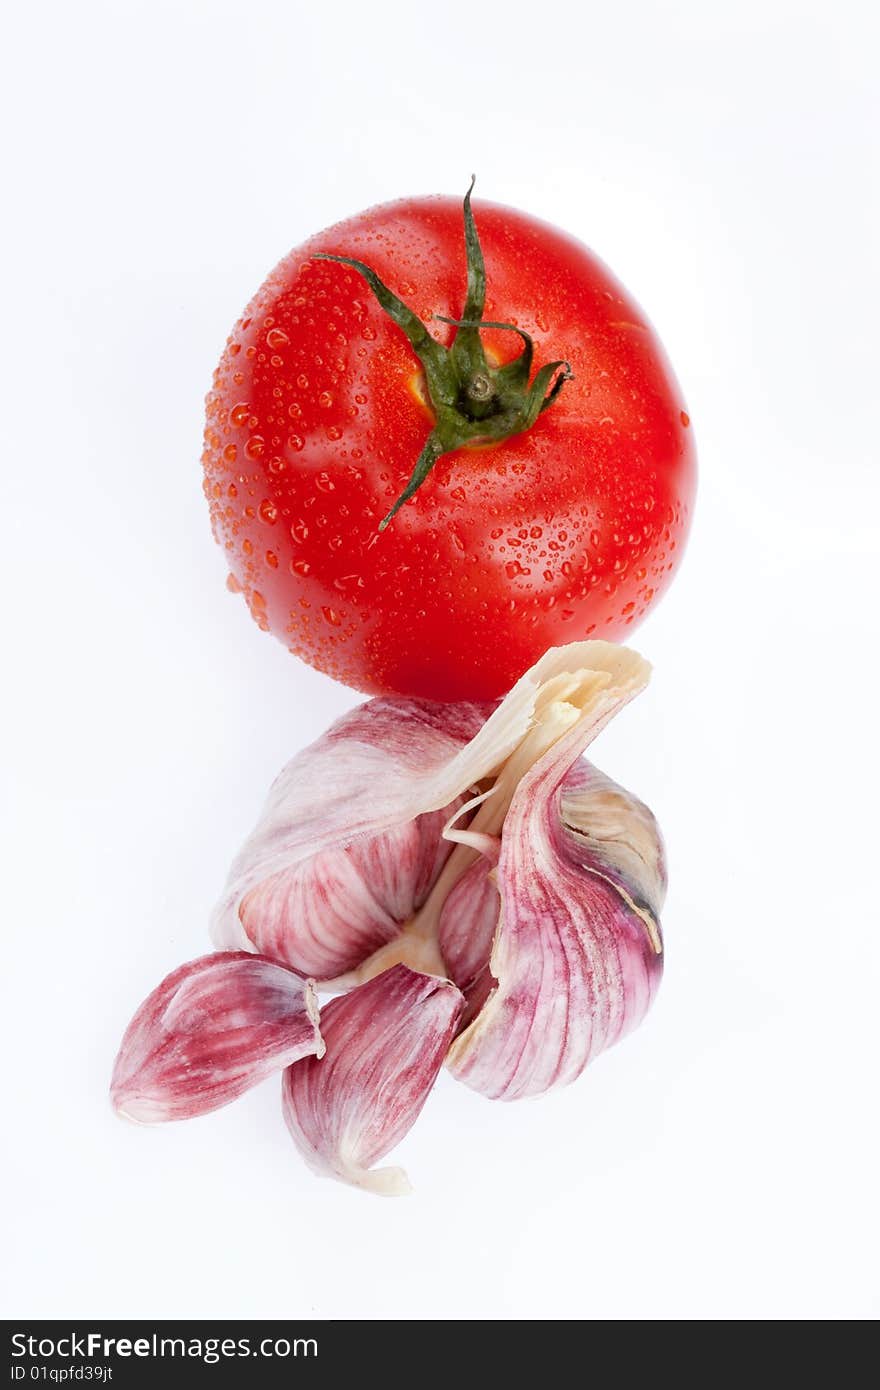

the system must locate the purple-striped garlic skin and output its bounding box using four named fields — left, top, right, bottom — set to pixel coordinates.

left=212, top=699, right=487, bottom=979
left=238, top=804, right=468, bottom=981
left=437, top=855, right=500, bottom=1029
left=439, top=761, right=666, bottom=1061
left=282, top=964, right=462, bottom=1195
left=447, top=672, right=664, bottom=1100
left=111, top=953, right=323, bottom=1123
